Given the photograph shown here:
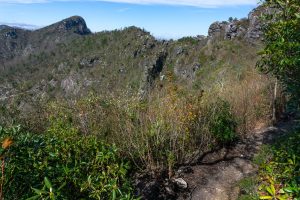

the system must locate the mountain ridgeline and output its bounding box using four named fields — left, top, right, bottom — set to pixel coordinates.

left=0, top=6, right=267, bottom=126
